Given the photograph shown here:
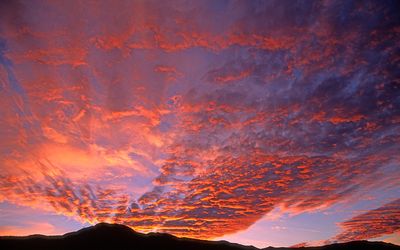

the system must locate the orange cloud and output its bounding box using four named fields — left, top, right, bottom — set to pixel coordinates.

left=0, top=222, right=58, bottom=236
